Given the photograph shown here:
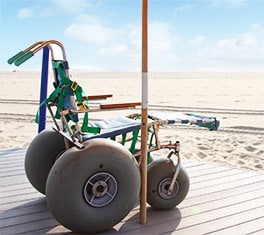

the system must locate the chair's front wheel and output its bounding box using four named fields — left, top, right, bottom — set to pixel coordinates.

left=147, top=158, right=189, bottom=210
